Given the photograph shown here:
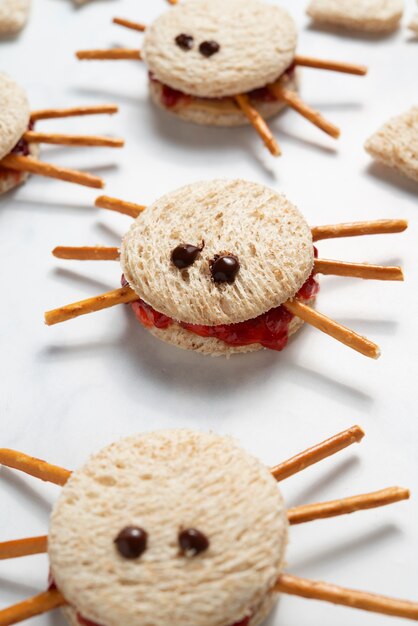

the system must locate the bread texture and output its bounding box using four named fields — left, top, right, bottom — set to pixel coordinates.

left=0, top=0, right=30, bottom=34
left=143, top=0, right=297, bottom=99
left=49, top=430, right=288, bottom=626
left=141, top=297, right=315, bottom=357
left=0, top=142, right=39, bottom=195
left=0, top=73, right=30, bottom=161
left=121, top=180, right=314, bottom=326
left=306, top=0, right=403, bottom=32
left=408, top=13, right=418, bottom=32
left=364, top=107, right=418, bottom=183
left=149, top=71, right=299, bottom=128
